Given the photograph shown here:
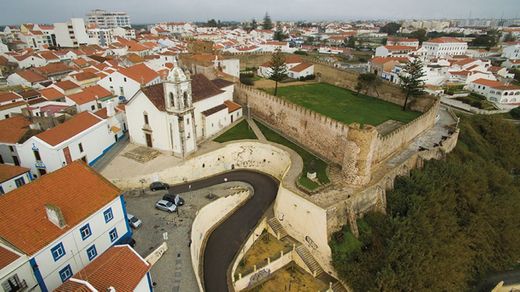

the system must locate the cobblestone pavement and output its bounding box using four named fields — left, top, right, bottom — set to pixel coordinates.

left=125, top=182, right=252, bottom=292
